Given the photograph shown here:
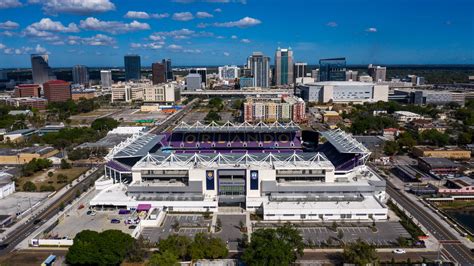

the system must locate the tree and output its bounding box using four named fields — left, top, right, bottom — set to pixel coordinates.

left=22, top=181, right=36, bottom=192
left=383, top=141, right=399, bottom=156
left=40, top=184, right=55, bottom=192
left=66, top=230, right=135, bottom=266
left=396, top=236, right=408, bottom=248
left=208, top=97, right=224, bottom=111
left=188, top=233, right=228, bottom=260
left=242, top=224, right=304, bottom=266
left=47, top=171, right=54, bottom=177
left=458, top=132, right=472, bottom=145
left=60, top=159, right=72, bottom=169
left=204, top=111, right=221, bottom=122
left=57, top=174, right=68, bottom=184
left=342, top=238, right=378, bottom=266
left=147, top=250, right=179, bottom=266
left=91, top=117, right=120, bottom=131
left=158, top=234, right=191, bottom=260
left=127, top=236, right=148, bottom=262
